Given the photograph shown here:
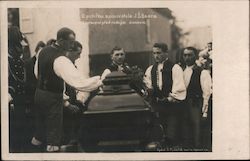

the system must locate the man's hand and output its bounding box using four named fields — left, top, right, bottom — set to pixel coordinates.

left=167, top=96, right=180, bottom=103
left=168, top=93, right=181, bottom=103
left=202, top=103, right=208, bottom=113
left=202, top=112, right=208, bottom=118
left=202, top=103, right=208, bottom=118
left=67, top=104, right=80, bottom=114
left=167, top=96, right=174, bottom=102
